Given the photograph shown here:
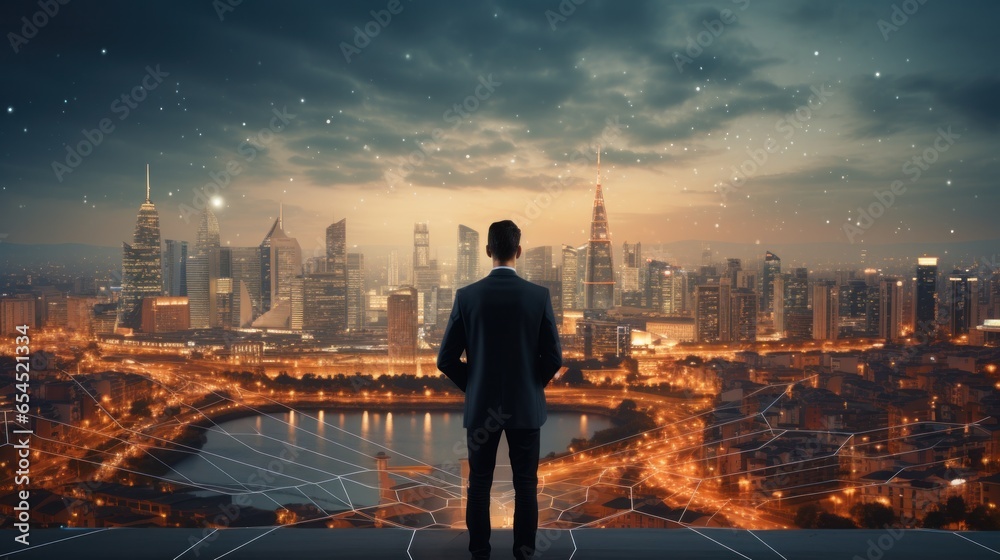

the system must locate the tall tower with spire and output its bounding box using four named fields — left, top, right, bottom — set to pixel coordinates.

left=584, top=148, right=614, bottom=310
left=117, top=165, right=163, bottom=331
